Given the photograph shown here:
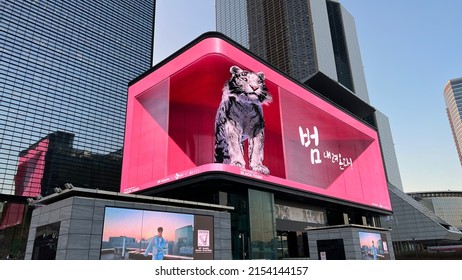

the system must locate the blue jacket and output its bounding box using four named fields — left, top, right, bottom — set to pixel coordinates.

left=144, top=235, right=166, bottom=260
